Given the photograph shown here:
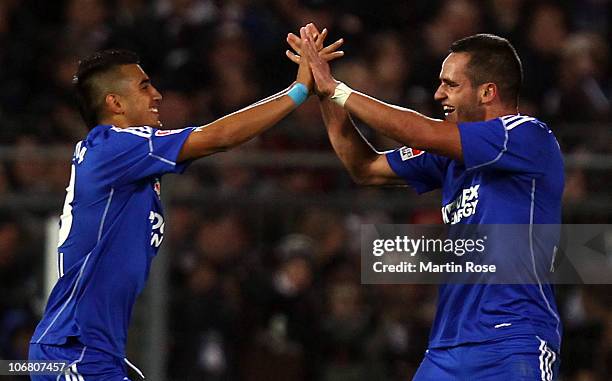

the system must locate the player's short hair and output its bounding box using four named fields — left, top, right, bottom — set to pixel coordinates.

left=450, top=34, right=523, bottom=107
left=73, top=49, right=140, bottom=129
